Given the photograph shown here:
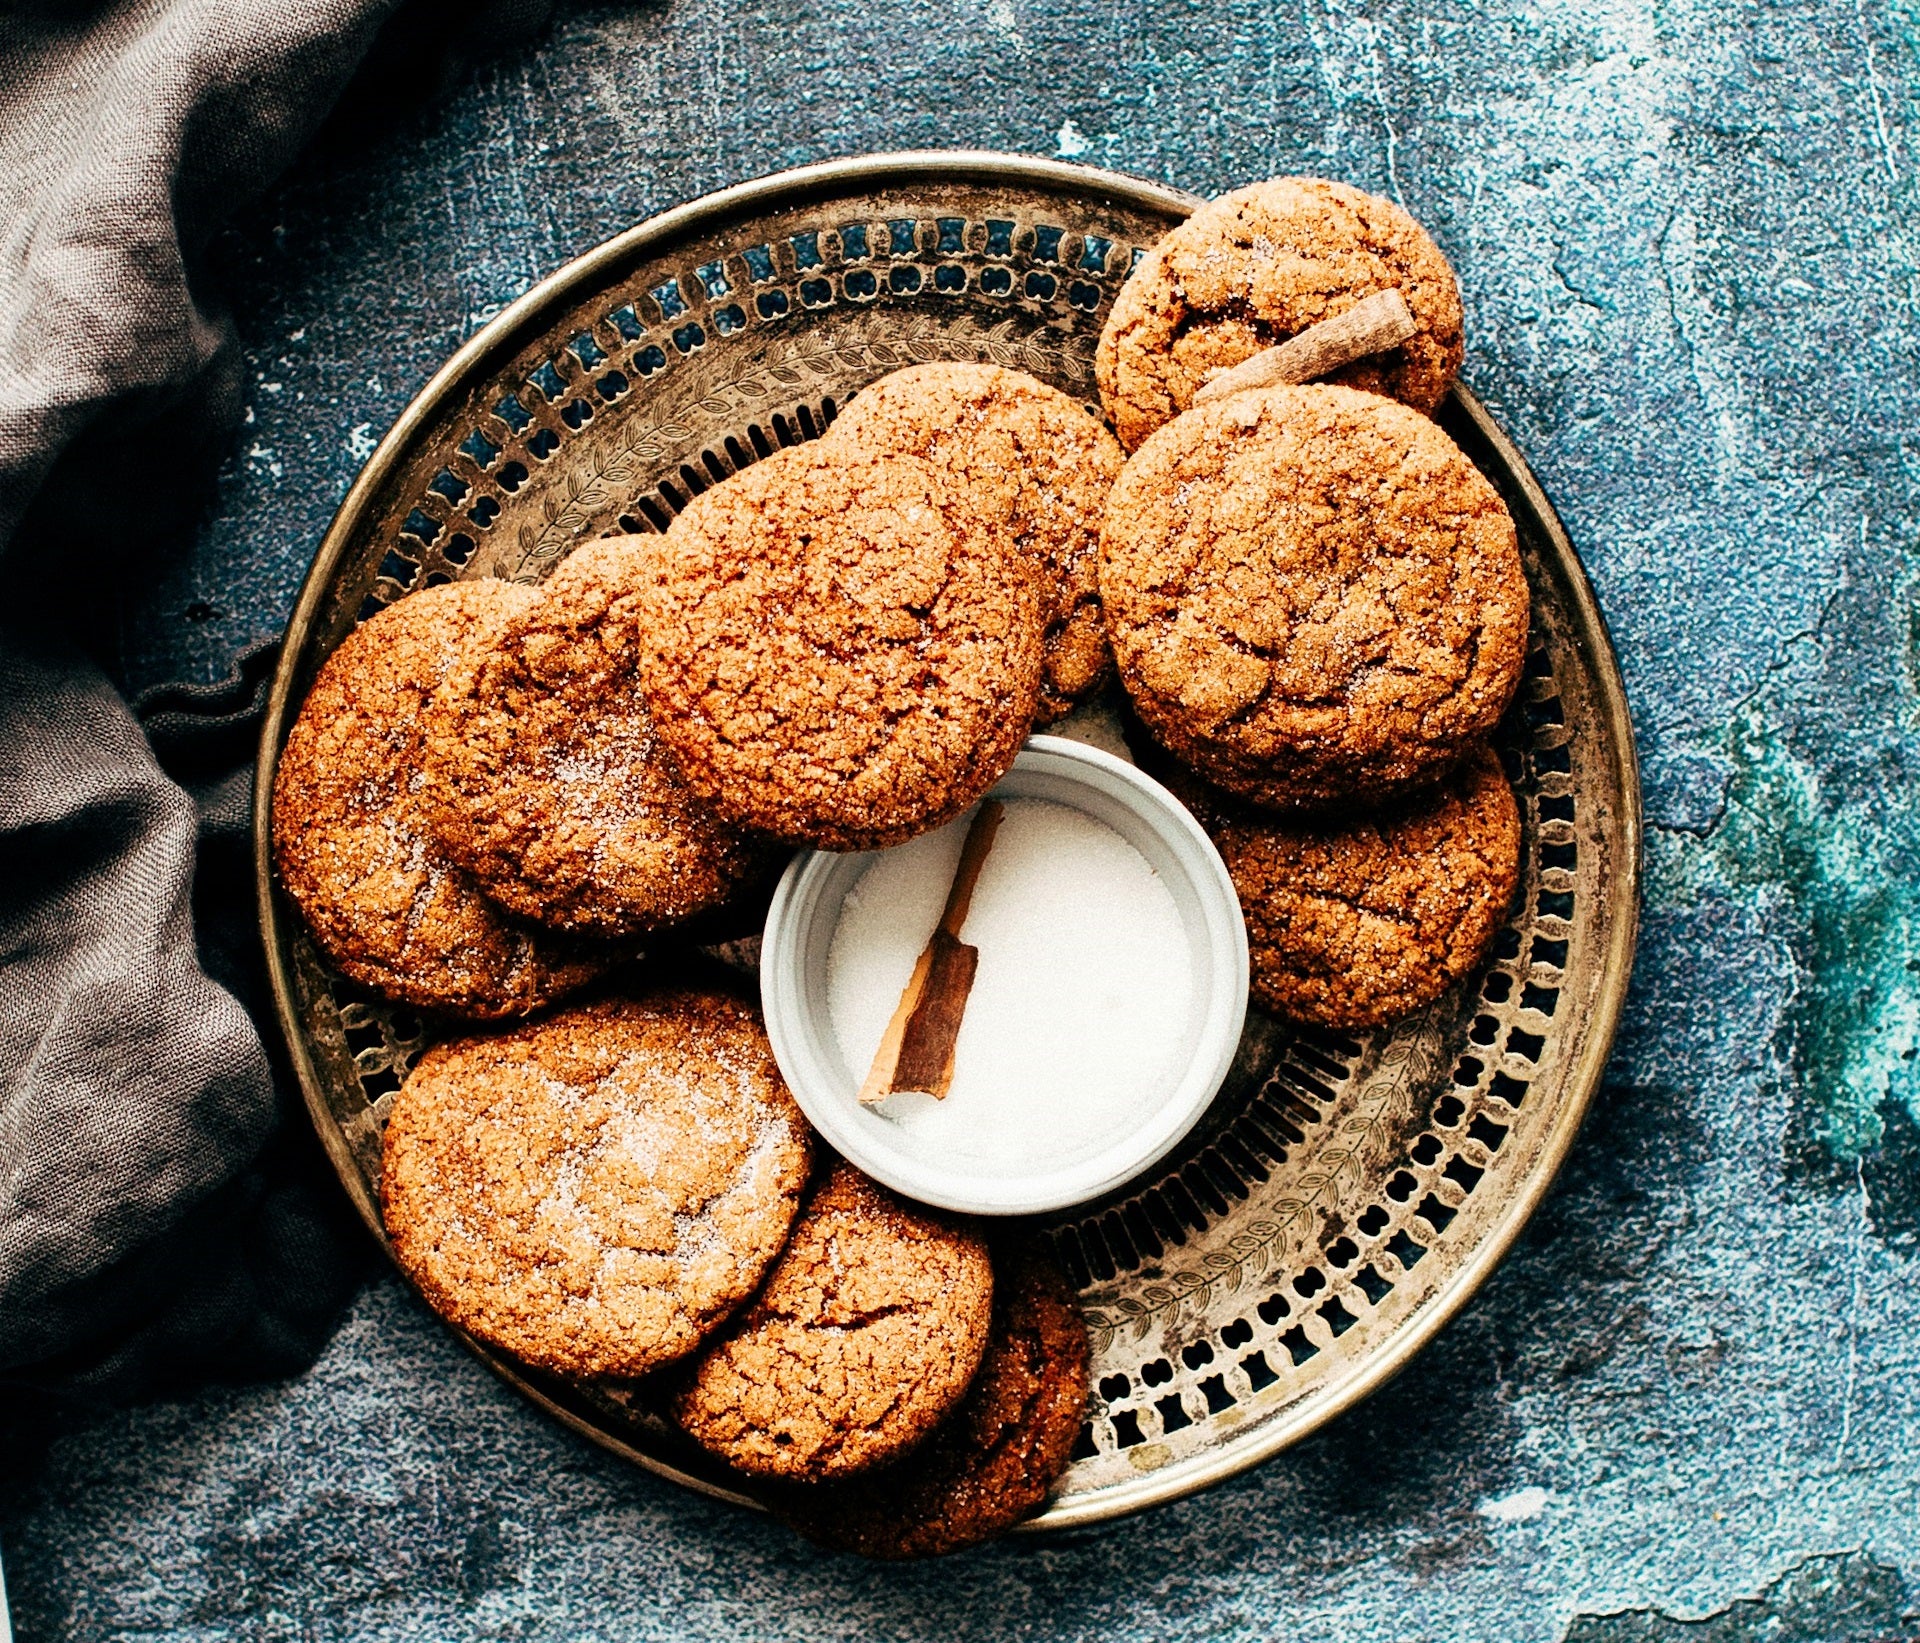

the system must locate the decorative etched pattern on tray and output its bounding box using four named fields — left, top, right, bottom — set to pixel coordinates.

left=258, top=155, right=1639, bottom=1529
